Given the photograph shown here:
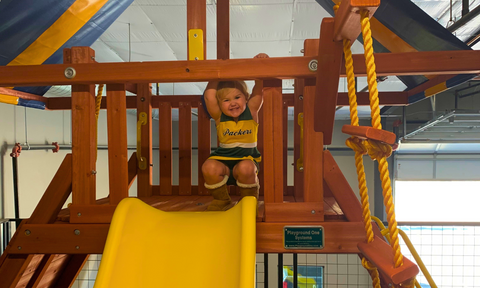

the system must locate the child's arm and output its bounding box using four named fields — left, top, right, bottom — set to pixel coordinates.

left=248, top=53, right=269, bottom=115
left=204, top=81, right=222, bottom=121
